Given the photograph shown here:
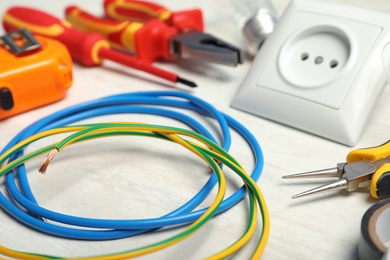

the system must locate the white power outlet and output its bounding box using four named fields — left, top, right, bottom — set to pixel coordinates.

left=232, top=0, right=390, bottom=146
left=279, top=26, right=352, bottom=89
